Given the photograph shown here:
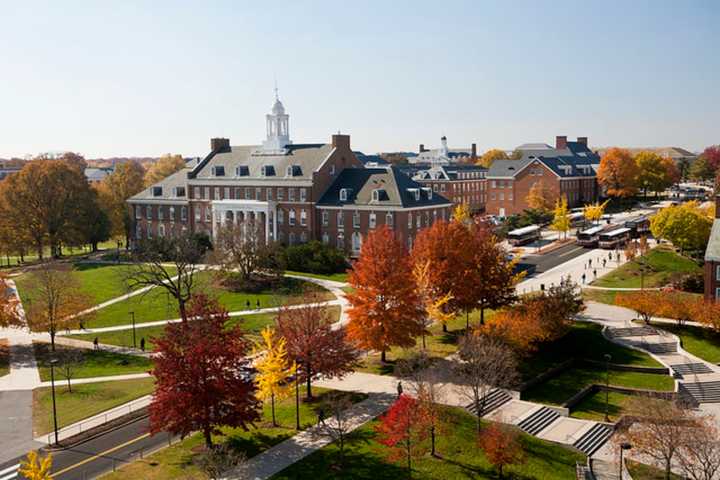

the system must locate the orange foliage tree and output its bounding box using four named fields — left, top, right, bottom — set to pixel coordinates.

left=478, top=423, right=525, bottom=478
left=374, top=394, right=431, bottom=476
left=692, top=300, right=720, bottom=333
left=346, top=226, right=424, bottom=363
left=598, top=147, right=639, bottom=198
left=615, top=291, right=663, bottom=324
left=657, top=290, right=701, bottom=327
